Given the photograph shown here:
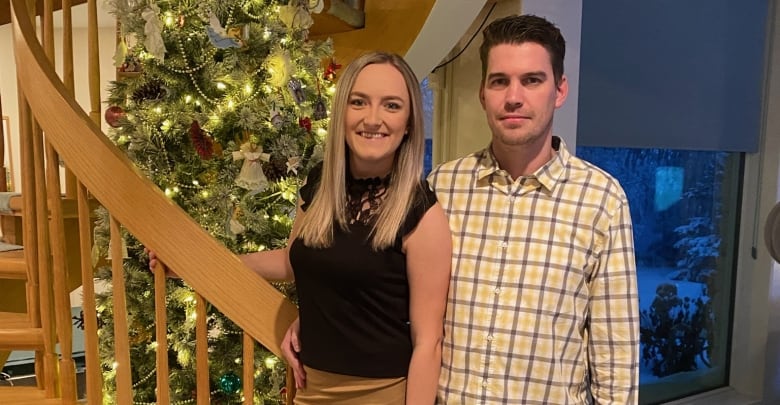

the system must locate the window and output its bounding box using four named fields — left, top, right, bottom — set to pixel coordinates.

left=576, top=146, right=743, bottom=404
left=422, top=77, right=433, bottom=176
